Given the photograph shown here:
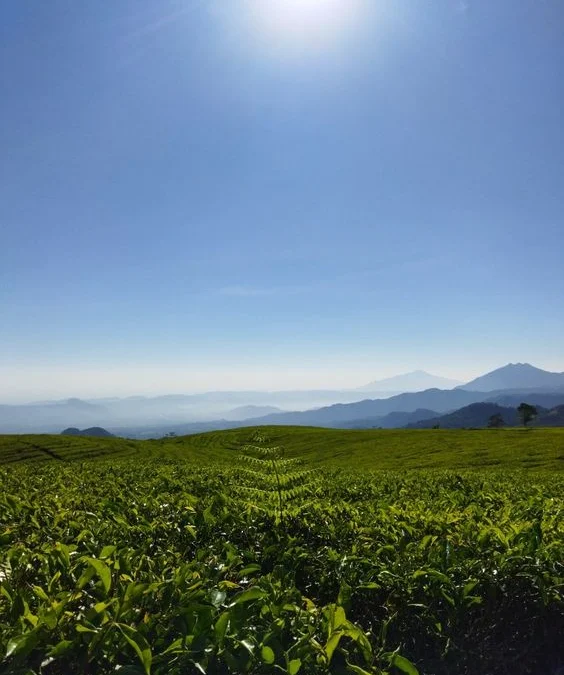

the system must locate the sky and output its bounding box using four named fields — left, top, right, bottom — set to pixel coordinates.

left=1, top=0, right=564, bottom=401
